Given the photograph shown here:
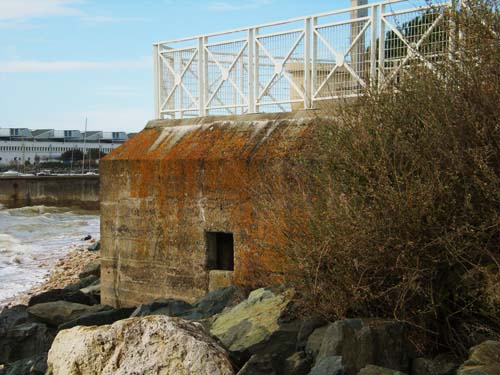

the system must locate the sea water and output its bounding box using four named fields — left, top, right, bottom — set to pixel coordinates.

left=0, top=204, right=99, bottom=304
